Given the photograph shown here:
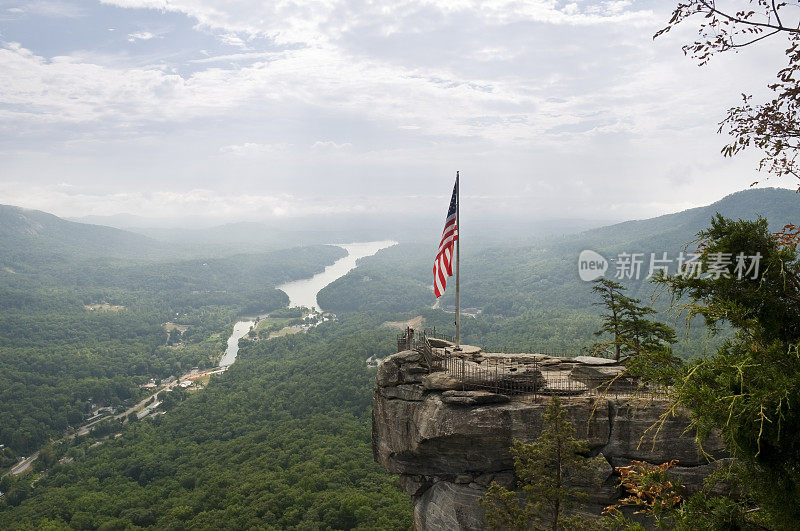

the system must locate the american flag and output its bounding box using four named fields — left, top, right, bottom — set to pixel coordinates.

left=433, top=176, right=458, bottom=298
